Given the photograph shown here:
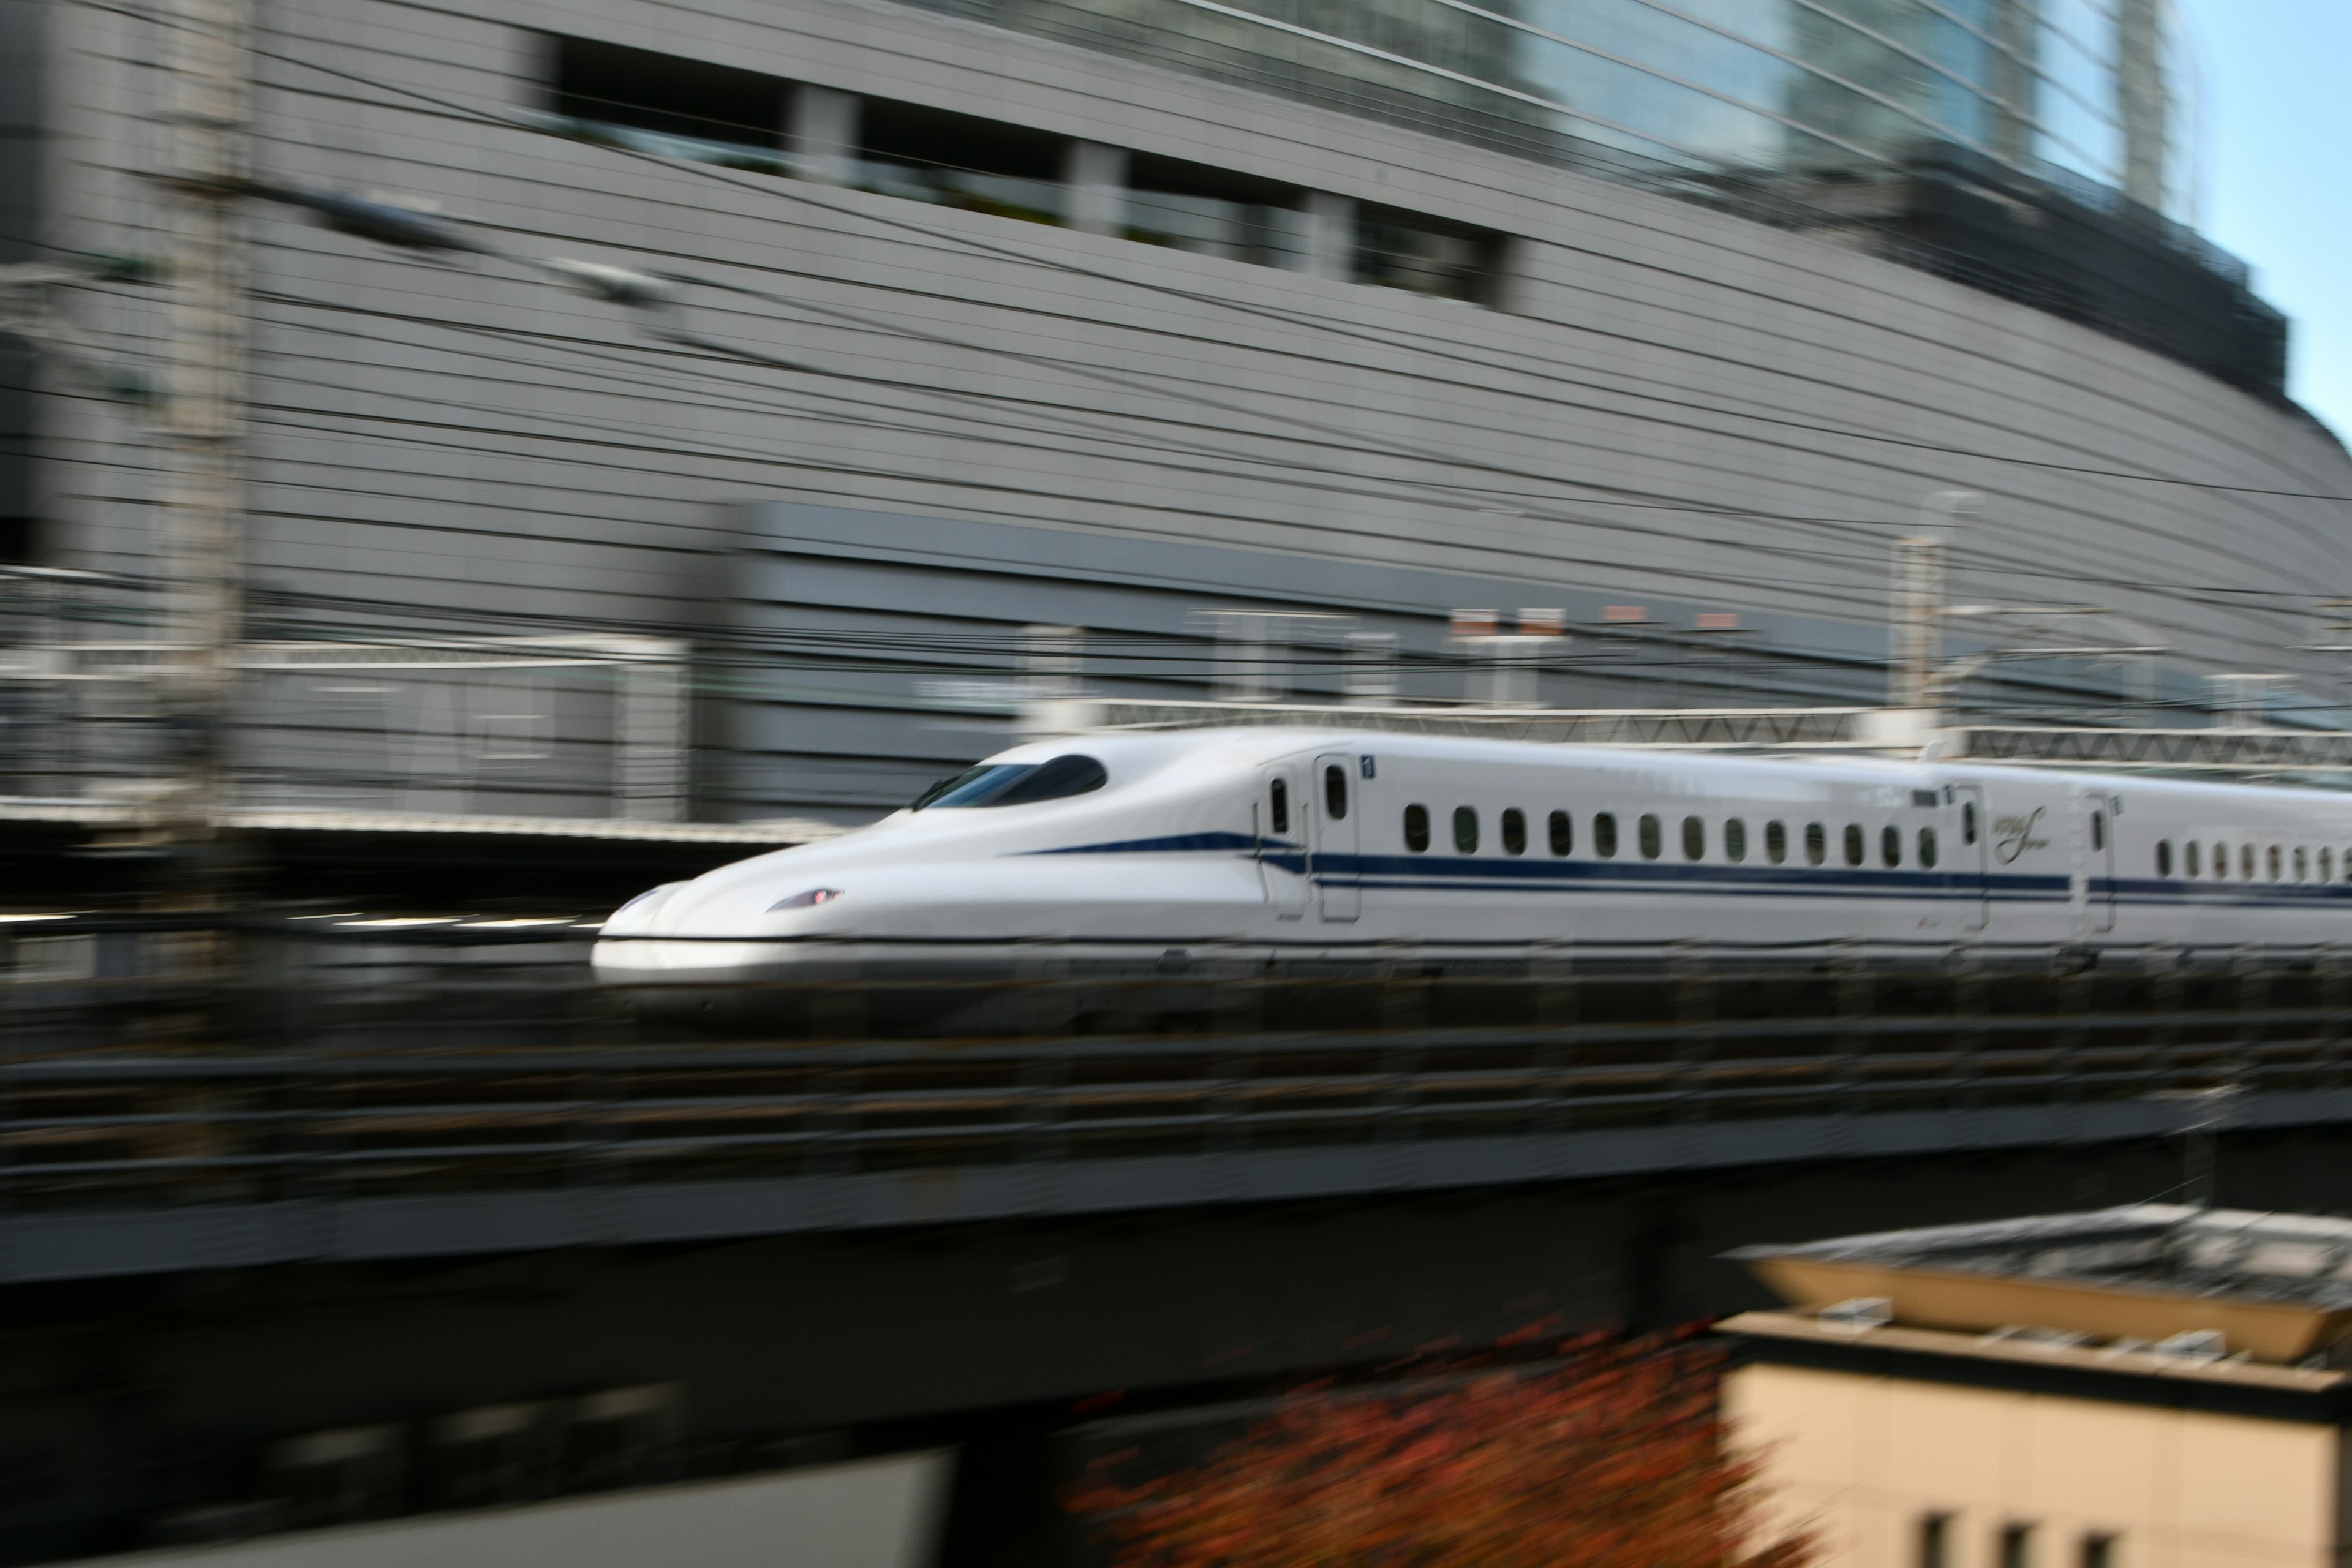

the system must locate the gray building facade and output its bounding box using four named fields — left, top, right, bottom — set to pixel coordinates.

left=15, top=0, right=2352, bottom=821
